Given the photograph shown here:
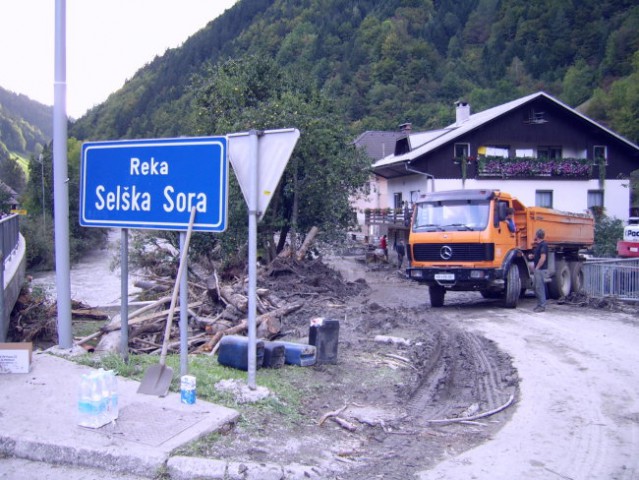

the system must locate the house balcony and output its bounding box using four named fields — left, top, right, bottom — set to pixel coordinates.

left=475, top=156, right=595, bottom=179
left=364, top=209, right=410, bottom=227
